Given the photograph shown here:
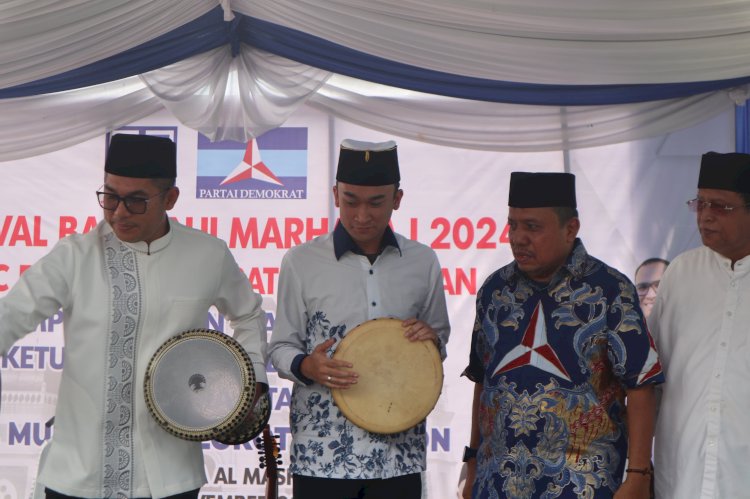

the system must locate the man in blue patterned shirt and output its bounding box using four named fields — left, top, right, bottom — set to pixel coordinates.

left=269, top=139, right=450, bottom=499
left=461, top=172, right=663, bottom=499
